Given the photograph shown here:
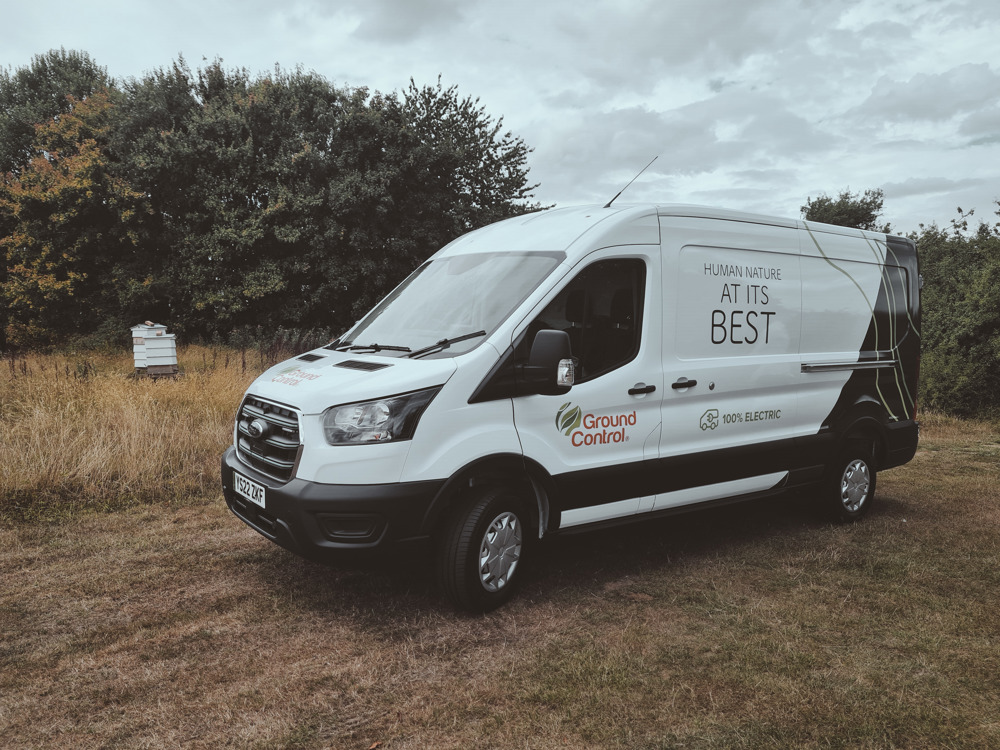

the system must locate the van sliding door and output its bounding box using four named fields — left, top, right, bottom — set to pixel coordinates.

left=654, top=217, right=804, bottom=509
